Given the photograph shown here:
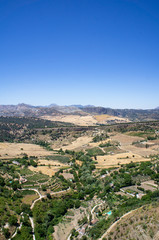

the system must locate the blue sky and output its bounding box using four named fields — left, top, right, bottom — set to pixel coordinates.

left=0, top=0, right=159, bottom=109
